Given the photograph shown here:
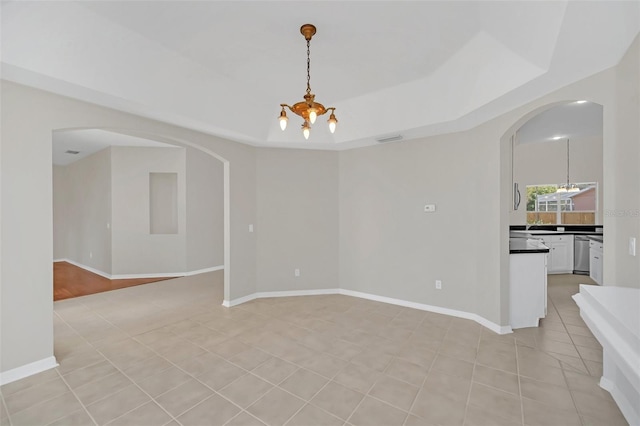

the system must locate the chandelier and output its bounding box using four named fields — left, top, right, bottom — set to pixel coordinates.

left=557, top=138, right=580, bottom=193
left=278, top=24, right=337, bottom=140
